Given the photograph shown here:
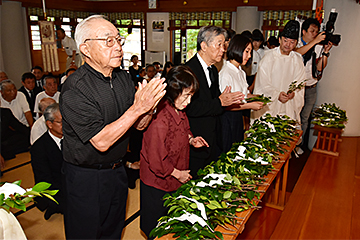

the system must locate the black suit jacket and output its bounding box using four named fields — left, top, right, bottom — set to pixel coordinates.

left=1, top=108, right=29, bottom=141
left=18, top=86, right=43, bottom=115
left=185, top=55, right=224, bottom=160
left=30, top=131, right=63, bottom=210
